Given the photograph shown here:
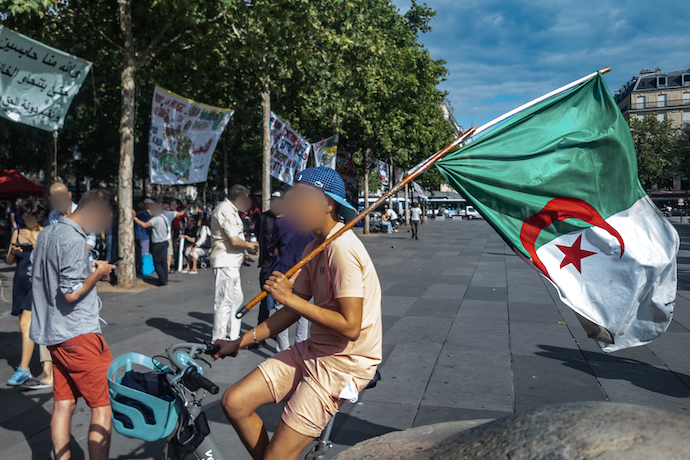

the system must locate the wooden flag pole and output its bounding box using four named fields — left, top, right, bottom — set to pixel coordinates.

left=236, top=126, right=478, bottom=318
